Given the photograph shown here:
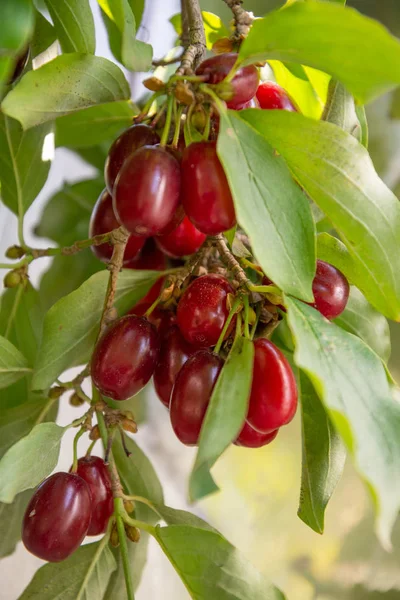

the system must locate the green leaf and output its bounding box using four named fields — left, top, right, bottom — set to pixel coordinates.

left=0, top=0, right=34, bottom=54
left=74, top=142, right=110, bottom=171
left=335, top=287, right=391, bottom=363
left=0, top=113, right=52, bottom=214
left=153, top=503, right=217, bottom=533
left=31, top=10, right=57, bottom=58
left=217, top=110, right=315, bottom=301
left=32, top=269, right=164, bottom=390
left=19, top=540, right=117, bottom=600
left=55, top=101, right=136, bottom=148
left=154, top=525, right=285, bottom=600
left=105, top=541, right=148, bottom=598
left=240, top=110, right=400, bottom=321
left=189, top=336, right=254, bottom=502
left=170, top=11, right=229, bottom=50
left=35, top=177, right=104, bottom=245
left=322, top=79, right=361, bottom=142
left=112, top=434, right=164, bottom=523
left=44, top=0, right=95, bottom=54
left=285, top=297, right=400, bottom=549
left=298, top=370, right=346, bottom=534
left=0, top=422, right=65, bottom=503
left=355, top=104, right=369, bottom=148
left=0, top=490, right=31, bottom=558
left=98, top=0, right=153, bottom=71
left=2, top=54, right=130, bottom=129
left=0, top=335, right=30, bottom=389
left=239, top=2, right=400, bottom=104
